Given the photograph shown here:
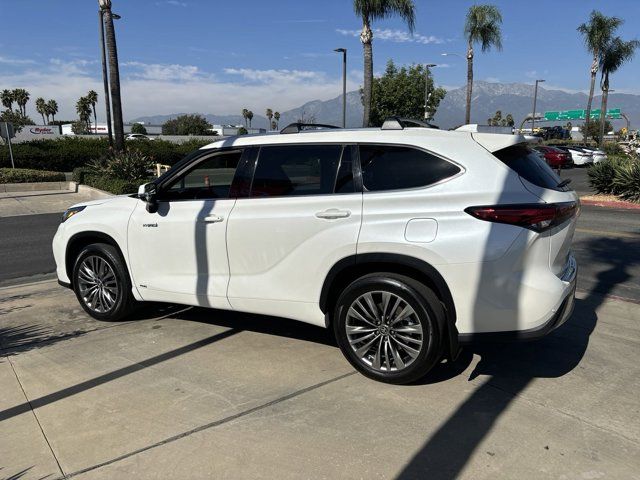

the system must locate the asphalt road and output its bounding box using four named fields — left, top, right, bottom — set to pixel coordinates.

left=0, top=212, right=61, bottom=283
left=1, top=192, right=639, bottom=301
